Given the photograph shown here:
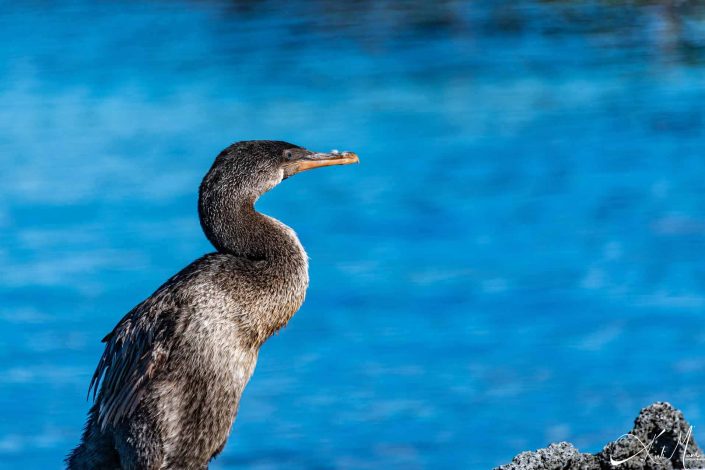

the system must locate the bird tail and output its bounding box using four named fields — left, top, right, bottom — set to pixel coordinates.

left=65, top=404, right=120, bottom=470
